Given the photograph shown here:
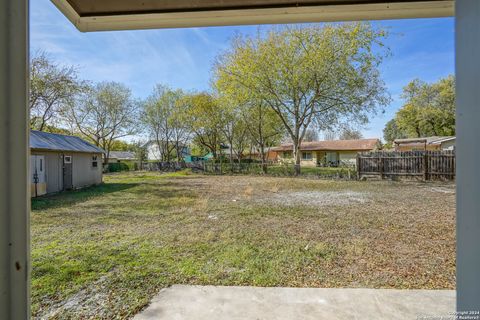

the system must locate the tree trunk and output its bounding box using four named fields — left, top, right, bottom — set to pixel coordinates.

left=260, top=144, right=267, bottom=174
left=229, top=146, right=234, bottom=172
left=293, top=142, right=301, bottom=176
